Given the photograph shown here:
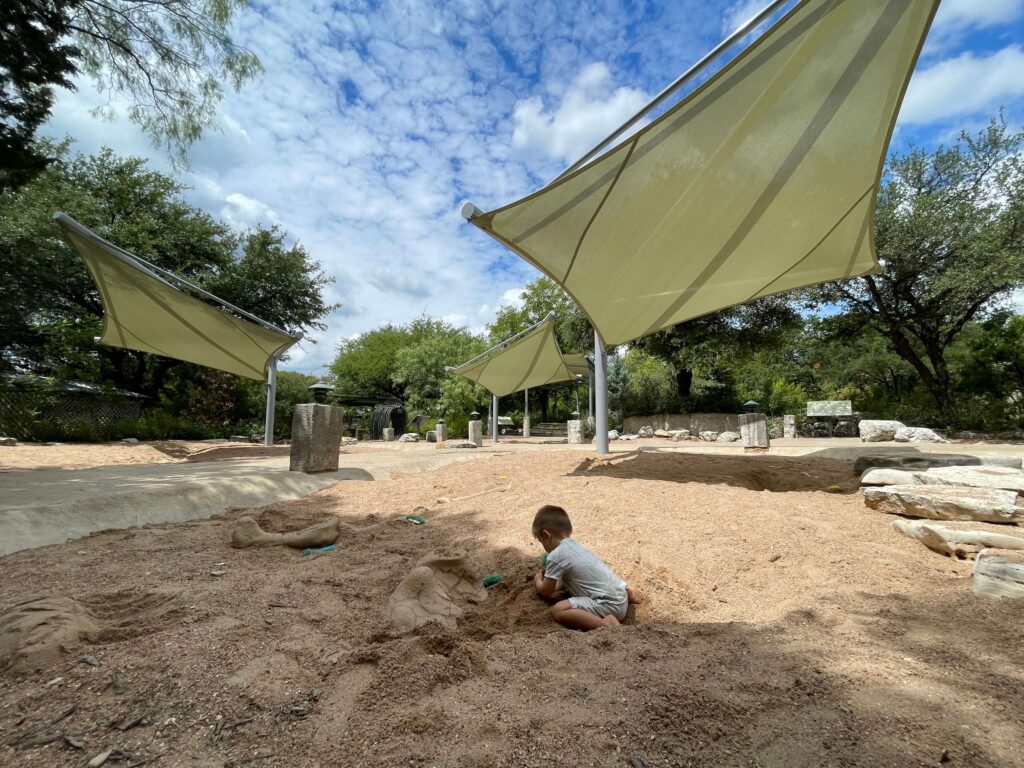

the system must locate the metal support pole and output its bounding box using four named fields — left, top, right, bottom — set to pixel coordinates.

left=492, top=393, right=499, bottom=443
left=594, top=330, right=609, bottom=455
left=264, top=356, right=278, bottom=447
left=588, top=369, right=594, bottom=419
